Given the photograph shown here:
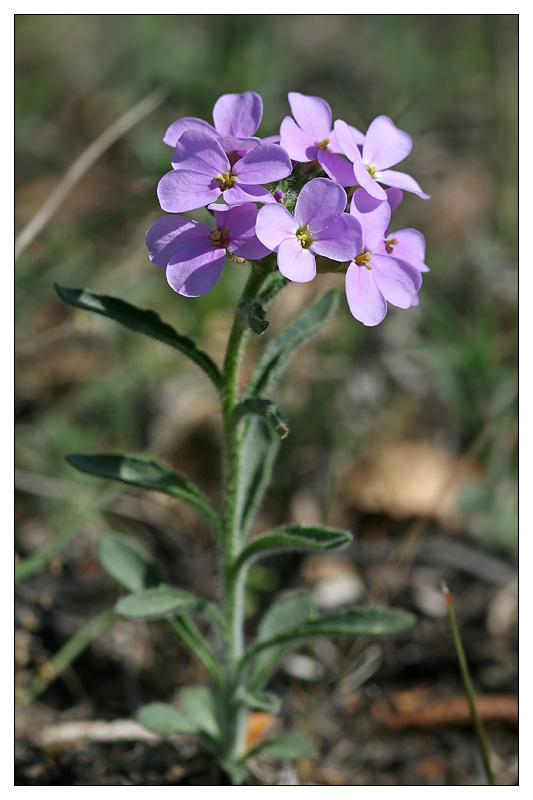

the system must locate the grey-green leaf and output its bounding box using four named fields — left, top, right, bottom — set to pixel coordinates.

left=238, top=689, right=280, bottom=714
left=236, top=524, right=352, bottom=572
left=233, top=398, right=289, bottom=439
left=116, top=586, right=200, bottom=619
left=238, top=418, right=280, bottom=536
left=55, top=284, right=221, bottom=388
left=98, top=533, right=164, bottom=593
left=137, top=702, right=198, bottom=736
left=247, top=594, right=315, bottom=692
left=179, top=686, right=219, bottom=739
left=66, top=453, right=220, bottom=534
left=246, top=289, right=340, bottom=398
left=243, top=607, right=416, bottom=670
left=238, top=298, right=270, bottom=335
left=245, top=732, right=314, bottom=762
